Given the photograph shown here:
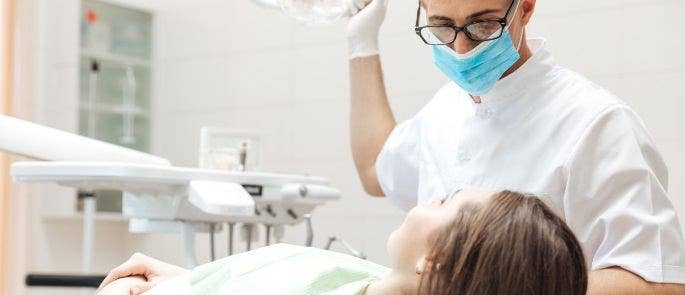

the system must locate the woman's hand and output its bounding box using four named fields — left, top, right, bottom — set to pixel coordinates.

left=95, top=275, right=146, bottom=295
left=346, top=0, right=389, bottom=59
left=97, top=253, right=189, bottom=295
